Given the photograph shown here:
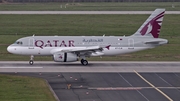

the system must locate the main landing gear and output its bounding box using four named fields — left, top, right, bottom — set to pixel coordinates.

left=28, top=55, right=88, bottom=65
left=81, top=59, right=88, bottom=66
left=29, top=55, right=34, bottom=65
